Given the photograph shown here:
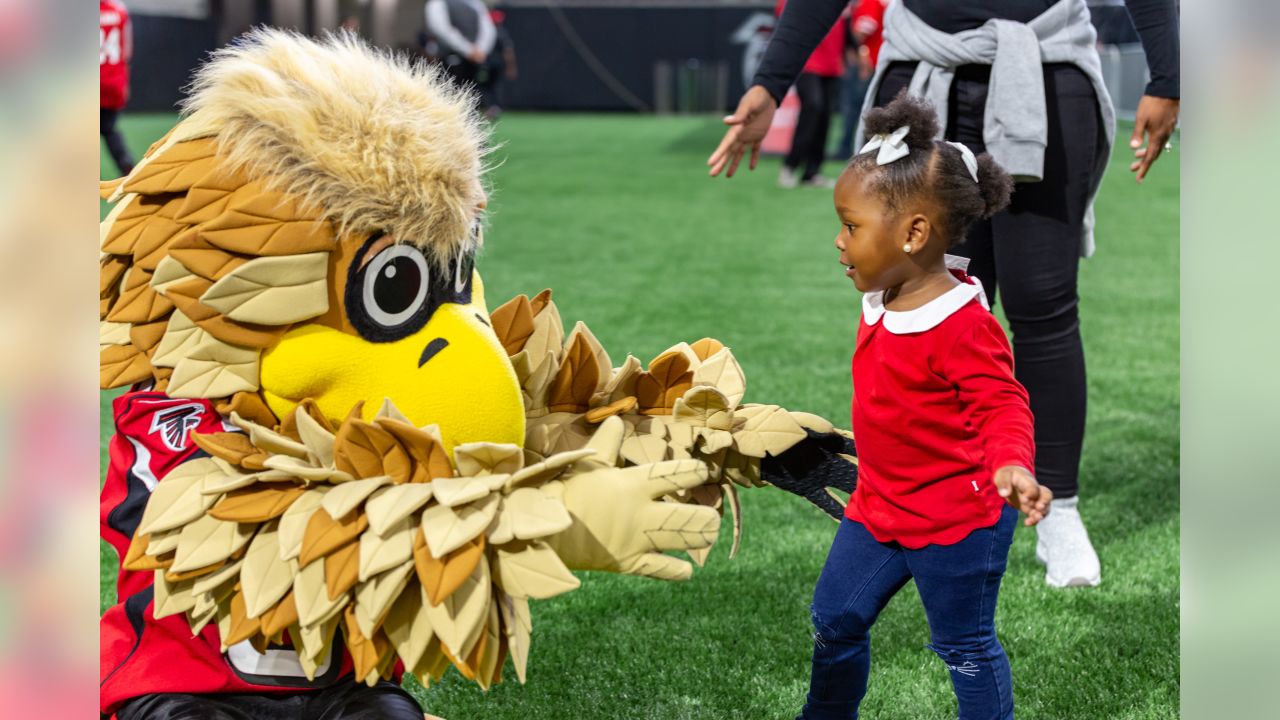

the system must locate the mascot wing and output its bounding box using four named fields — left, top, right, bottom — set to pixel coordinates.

left=489, top=290, right=861, bottom=566
left=123, top=397, right=685, bottom=689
